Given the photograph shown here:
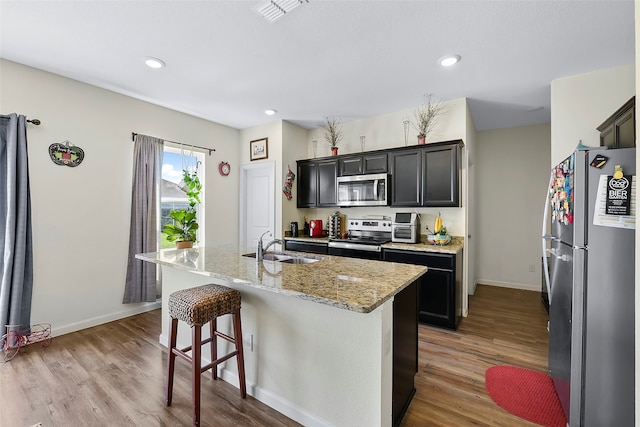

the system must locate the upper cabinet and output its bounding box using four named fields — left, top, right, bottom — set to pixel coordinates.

left=388, top=149, right=422, bottom=206
left=388, top=141, right=462, bottom=207
left=297, top=140, right=462, bottom=208
left=422, top=143, right=460, bottom=207
left=339, top=153, right=388, bottom=176
left=597, top=97, right=635, bottom=149
left=296, top=159, right=338, bottom=208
